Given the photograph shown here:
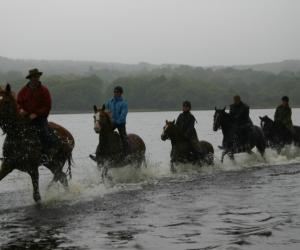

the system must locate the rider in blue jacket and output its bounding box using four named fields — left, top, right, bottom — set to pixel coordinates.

left=105, top=86, right=129, bottom=155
